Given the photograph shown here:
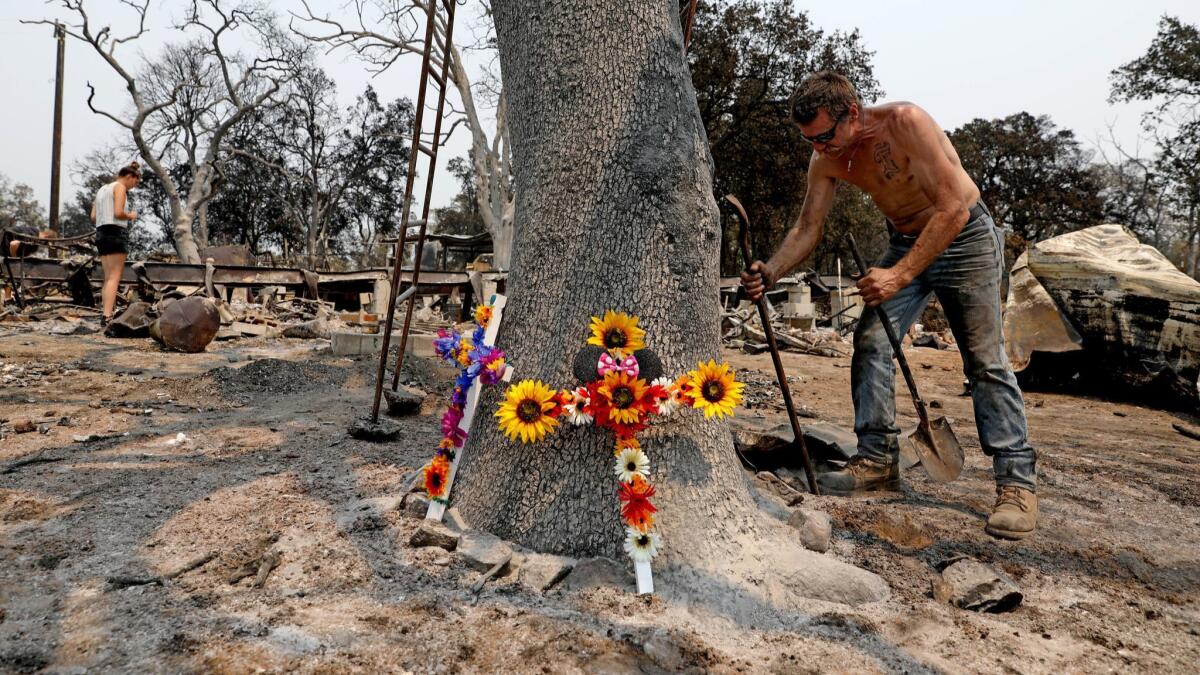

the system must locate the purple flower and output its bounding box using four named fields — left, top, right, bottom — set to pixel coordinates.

left=434, top=328, right=461, bottom=361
